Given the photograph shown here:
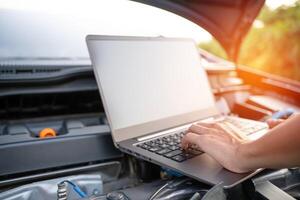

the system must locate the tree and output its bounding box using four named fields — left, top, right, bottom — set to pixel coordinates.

left=199, top=2, right=300, bottom=81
